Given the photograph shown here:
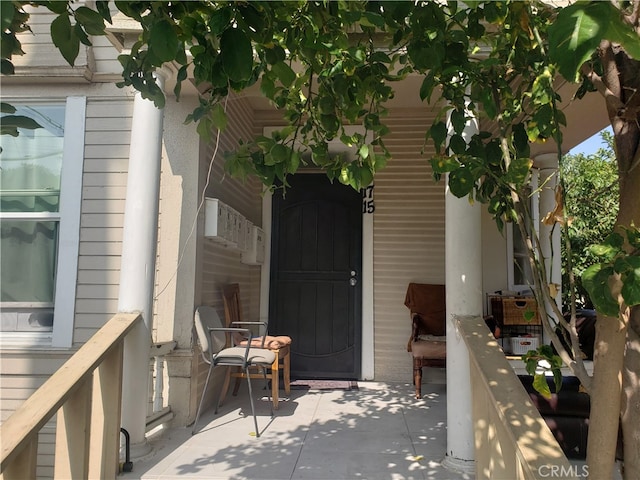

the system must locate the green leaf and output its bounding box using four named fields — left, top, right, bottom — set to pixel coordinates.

left=448, top=166, right=475, bottom=198
left=362, top=11, right=386, bottom=28
left=623, top=225, right=640, bottom=250
left=533, top=374, right=552, bottom=400
left=538, top=344, right=555, bottom=358
left=320, top=114, right=339, bottom=137
left=603, top=10, right=640, bottom=60
left=590, top=232, right=624, bottom=260
left=45, top=1, right=69, bottom=15
left=420, top=74, right=436, bottom=102
left=288, top=150, right=300, bottom=173
left=1, top=115, right=43, bottom=131
left=1, top=1, right=14, bottom=31
left=525, top=357, right=537, bottom=376
left=74, top=6, right=105, bottom=36
left=552, top=369, right=563, bottom=394
left=1, top=59, right=15, bottom=75
left=220, top=28, right=253, bottom=82
left=51, top=14, right=79, bottom=66
left=359, top=166, right=374, bottom=188
left=549, top=2, right=610, bottom=81
left=264, top=45, right=286, bottom=65
left=271, top=61, right=296, bottom=87
left=448, top=134, right=467, bottom=155
left=479, top=87, right=497, bottom=120
left=407, top=40, right=444, bottom=71
left=428, top=121, right=447, bottom=152
left=505, top=157, right=533, bottom=186
left=1, top=102, right=16, bottom=114
left=318, top=95, right=335, bottom=115
left=617, top=255, right=640, bottom=272
left=531, top=68, right=553, bottom=105
left=450, top=109, right=466, bottom=135
left=95, top=1, right=112, bottom=23
left=370, top=51, right=391, bottom=63
left=149, top=19, right=179, bottom=63
left=358, top=144, right=370, bottom=160
left=621, top=261, right=640, bottom=306
left=173, top=64, right=188, bottom=99
left=208, top=7, right=232, bottom=35
left=196, top=115, right=212, bottom=139
left=512, top=124, right=530, bottom=158
left=74, top=22, right=91, bottom=47
left=269, top=143, right=290, bottom=164
left=1, top=126, right=18, bottom=137
left=582, top=265, right=620, bottom=316
left=210, top=103, right=227, bottom=132
left=238, top=4, right=264, bottom=37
